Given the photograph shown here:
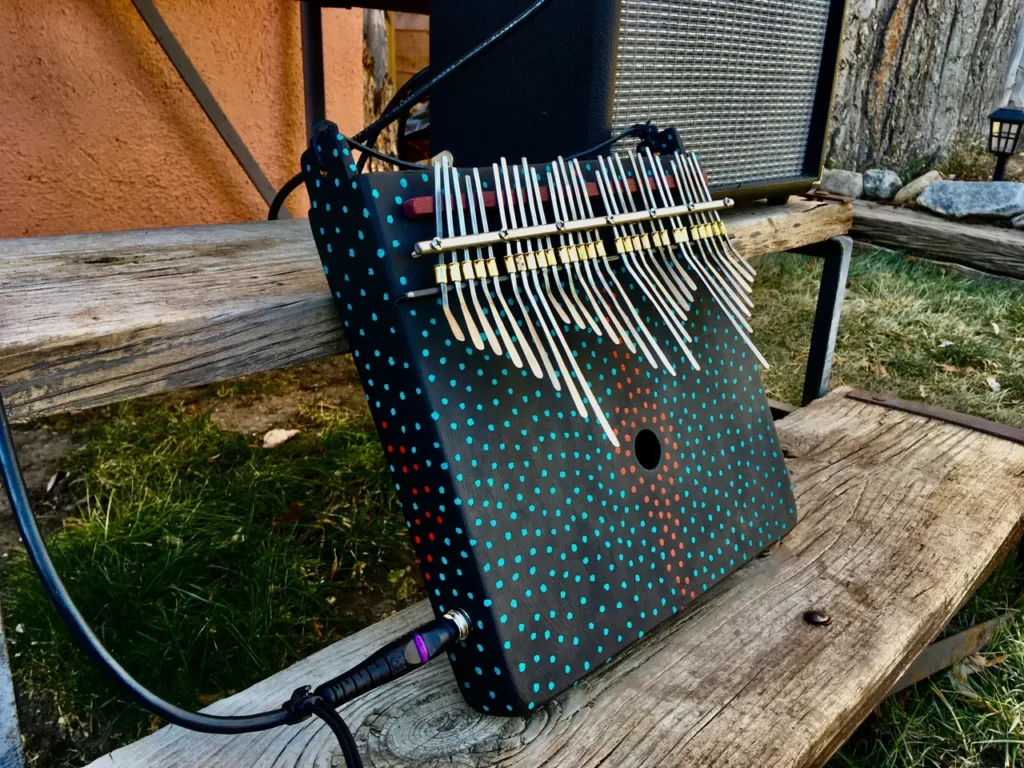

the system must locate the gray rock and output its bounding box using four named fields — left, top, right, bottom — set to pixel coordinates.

left=1012, top=212, right=1024, bottom=229
left=863, top=169, right=904, bottom=200
left=918, top=181, right=1024, bottom=219
left=893, top=170, right=943, bottom=205
left=819, top=169, right=864, bottom=199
